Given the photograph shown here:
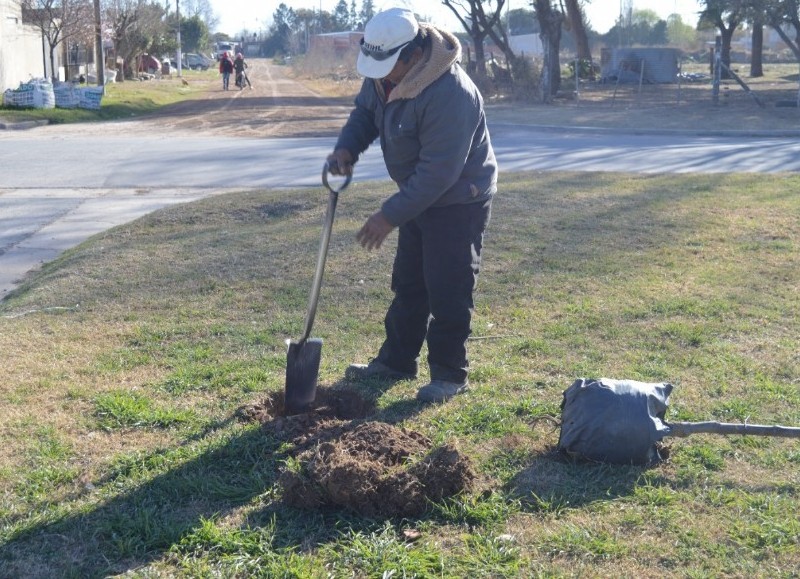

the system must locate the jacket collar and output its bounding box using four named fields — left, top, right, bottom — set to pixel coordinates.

left=376, top=24, right=461, bottom=102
